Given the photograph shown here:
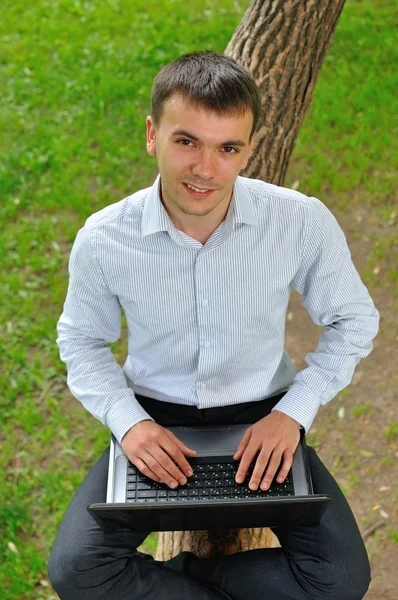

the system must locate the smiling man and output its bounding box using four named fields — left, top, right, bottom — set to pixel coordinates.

left=146, top=93, right=254, bottom=243
left=48, top=51, right=379, bottom=600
